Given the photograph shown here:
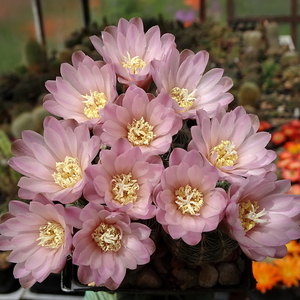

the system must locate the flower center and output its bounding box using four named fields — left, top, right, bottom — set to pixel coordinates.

left=52, top=156, right=82, bottom=188
left=122, top=52, right=146, bottom=74
left=127, top=117, right=155, bottom=146
left=210, top=140, right=238, bottom=168
left=92, top=222, right=121, bottom=252
left=239, top=200, right=267, bottom=232
left=37, top=222, right=64, bottom=249
left=170, top=87, right=196, bottom=112
left=82, top=91, right=108, bottom=119
left=175, top=185, right=204, bottom=215
left=111, top=173, right=139, bottom=205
